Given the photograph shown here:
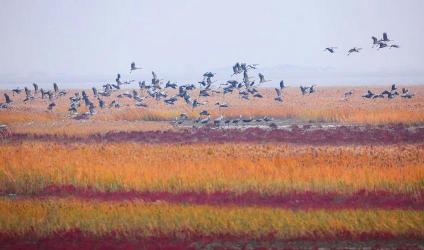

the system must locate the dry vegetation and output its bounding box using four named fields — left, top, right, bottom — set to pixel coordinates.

left=1, top=198, right=422, bottom=240
left=1, top=86, right=424, bottom=136
left=1, top=142, right=423, bottom=195
left=1, top=86, right=423, bottom=248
